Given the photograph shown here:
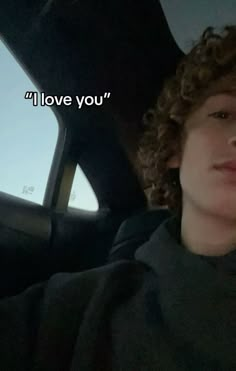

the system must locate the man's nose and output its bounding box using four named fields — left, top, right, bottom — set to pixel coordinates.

left=228, top=135, right=236, bottom=146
